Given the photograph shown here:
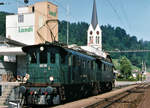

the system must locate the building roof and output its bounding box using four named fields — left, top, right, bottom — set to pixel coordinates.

left=91, top=0, right=98, bottom=29
left=0, top=47, right=25, bottom=56
left=0, top=36, right=26, bottom=47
